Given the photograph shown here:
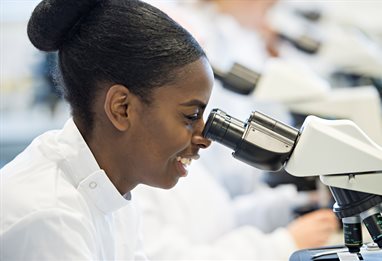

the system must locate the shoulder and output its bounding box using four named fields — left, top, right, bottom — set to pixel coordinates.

left=1, top=143, right=91, bottom=233
left=1, top=208, right=97, bottom=260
